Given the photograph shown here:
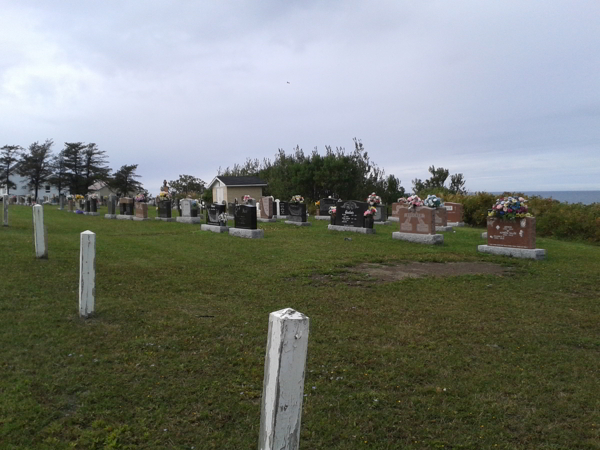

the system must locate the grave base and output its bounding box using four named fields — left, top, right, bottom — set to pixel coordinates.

left=133, top=217, right=150, bottom=221
left=449, top=222, right=464, bottom=227
left=155, top=217, right=176, bottom=222
left=285, top=221, right=312, bottom=226
left=481, top=232, right=487, bottom=239
left=57, top=208, right=64, bottom=211
left=314, top=215, right=330, bottom=220
left=436, top=226, right=453, bottom=232
left=389, top=216, right=400, bottom=222
left=478, top=245, right=546, bottom=260
left=176, top=217, right=202, bottom=224
left=392, top=232, right=443, bottom=245
left=257, top=217, right=277, bottom=223
left=87, top=212, right=99, bottom=216
left=116, top=215, right=133, bottom=220
left=328, top=224, right=376, bottom=234
left=375, top=221, right=391, bottom=225
left=274, top=215, right=288, bottom=220
left=201, top=224, right=229, bottom=233
left=229, top=227, right=264, bottom=239
left=104, top=214, right=117, bottom=219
